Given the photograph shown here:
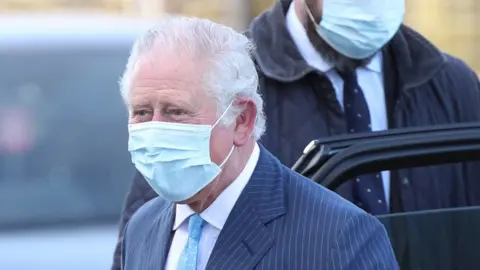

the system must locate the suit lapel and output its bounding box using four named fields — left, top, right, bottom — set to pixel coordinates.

left=206, top=146, right=287, bottom=269
left=139, top=202, right=175, bottom=269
